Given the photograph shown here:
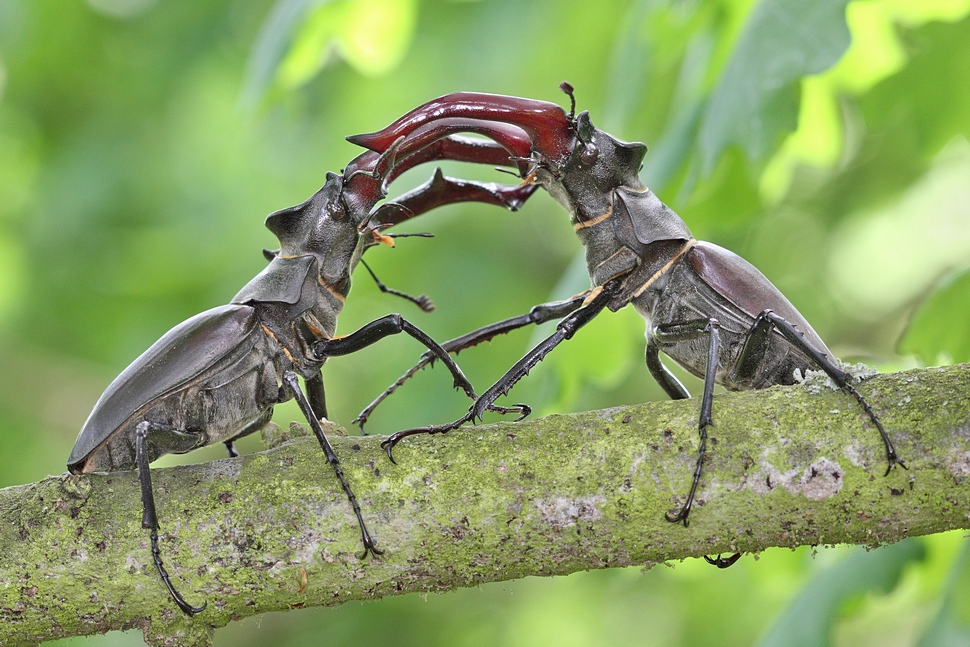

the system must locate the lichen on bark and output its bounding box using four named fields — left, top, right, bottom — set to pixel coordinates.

left=0, top=364, right=968, bottom=646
